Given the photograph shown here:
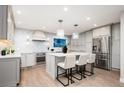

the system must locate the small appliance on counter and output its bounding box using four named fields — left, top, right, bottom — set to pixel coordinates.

left=62, top=45, right=68, bottom=53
